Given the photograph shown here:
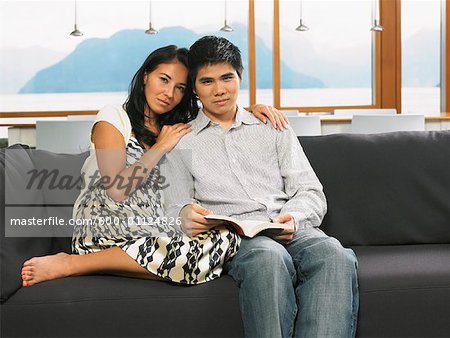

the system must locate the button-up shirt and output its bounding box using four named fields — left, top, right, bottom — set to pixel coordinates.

left=161, top=107, right=327, bottom=231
